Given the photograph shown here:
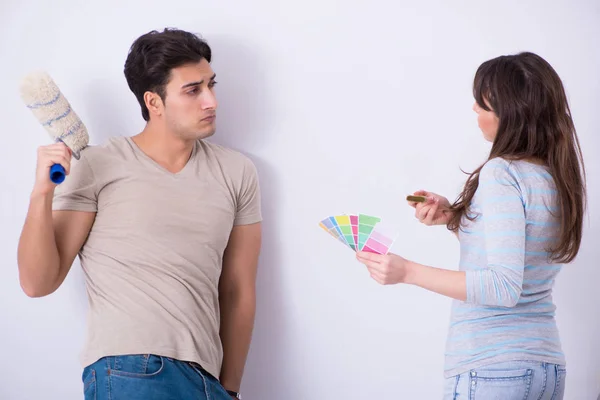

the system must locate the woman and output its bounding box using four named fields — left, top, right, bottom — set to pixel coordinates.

left=356, top=52, right=586, bottom=399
